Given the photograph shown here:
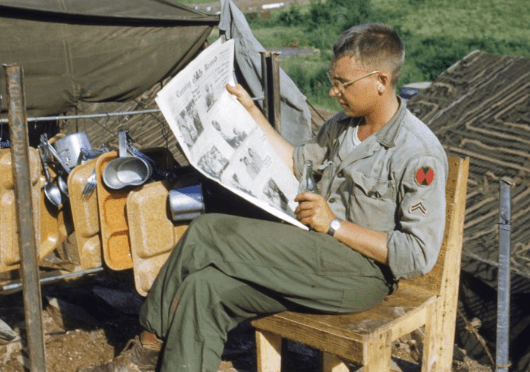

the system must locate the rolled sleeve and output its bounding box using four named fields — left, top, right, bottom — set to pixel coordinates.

left=387, top=155, right=448, bottom=279
left=294, top=124, right=334, bottom=179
